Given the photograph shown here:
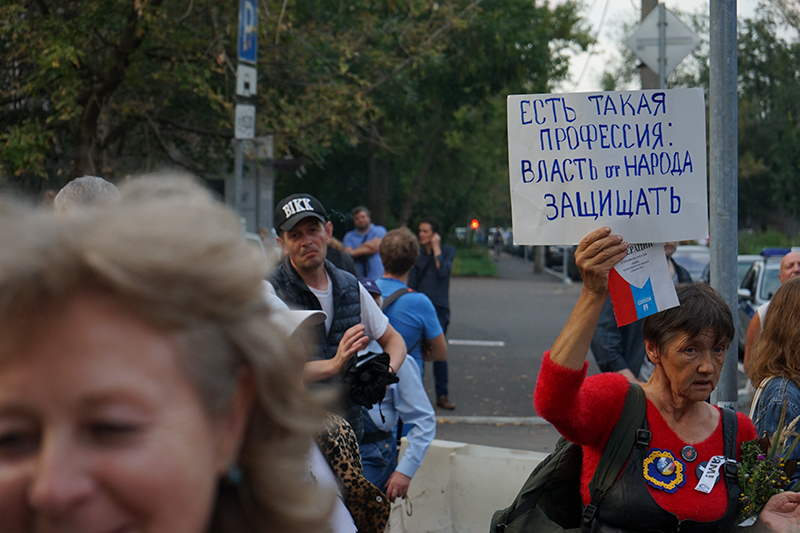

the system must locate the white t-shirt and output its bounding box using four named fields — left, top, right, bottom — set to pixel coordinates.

left=757, top=301, right=771, bottom=330
left=307, top=444, right=357, bottom=533
left=308, top=271, right=388, bottom=341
